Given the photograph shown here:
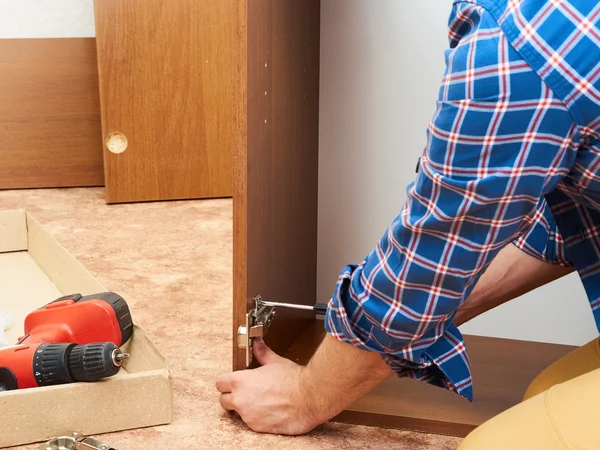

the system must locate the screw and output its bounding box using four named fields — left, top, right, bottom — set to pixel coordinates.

left=115, top=352, right=130, bottom=363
